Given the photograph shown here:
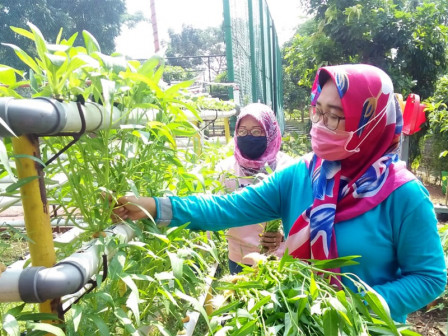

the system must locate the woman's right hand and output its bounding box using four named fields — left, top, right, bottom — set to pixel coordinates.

left=111, top=196, right=156, bottom=222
